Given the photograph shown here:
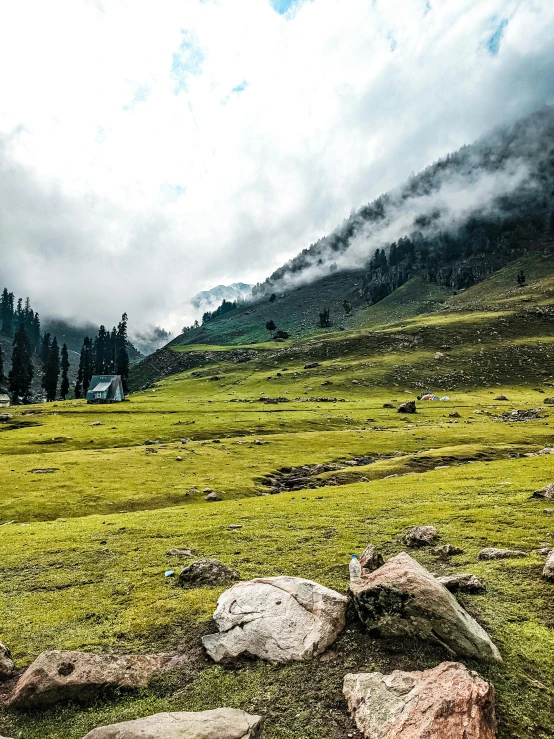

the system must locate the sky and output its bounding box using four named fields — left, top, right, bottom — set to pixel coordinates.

left=1, top=0, right=554, bottom=335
